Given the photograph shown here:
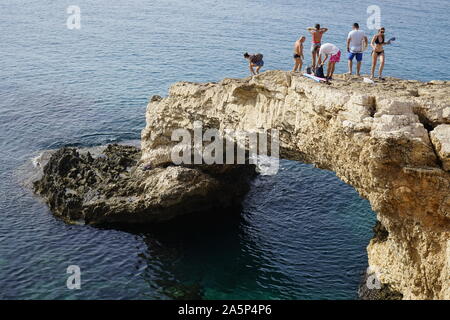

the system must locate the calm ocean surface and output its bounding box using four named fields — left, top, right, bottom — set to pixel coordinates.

left=0, top=0, right=448, bottom=299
